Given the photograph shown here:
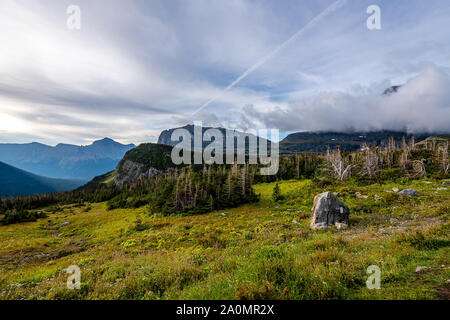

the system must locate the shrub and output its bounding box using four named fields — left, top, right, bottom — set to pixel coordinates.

left=272, top=183, right=283, bottom=202
left=396, top=231, right=450, bottom=250
left=1, top=209, right=47, bottom=225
